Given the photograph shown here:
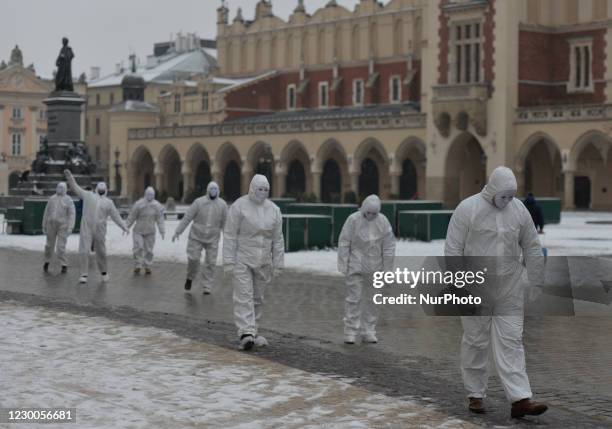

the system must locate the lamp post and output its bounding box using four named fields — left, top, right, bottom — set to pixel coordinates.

left=114, top=148, right=122, bottom=194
